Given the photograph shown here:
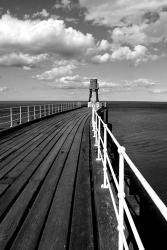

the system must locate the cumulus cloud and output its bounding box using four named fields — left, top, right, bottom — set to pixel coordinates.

left=0, top=13, right=95, bottom=58
left=80, top=0, right=167, bottom=54
left=35, top=64, right=76, bottom=81
left=79, top=0, right=167, bottom=26
left=0, top=53, right=48, bottom=67
left=111, top=25, right=147, bottom=46
left=46, top=75, right=89, bottom=88
left=112, top=45, right=147, bottom=61
left=92, top=45, right=149, bottom=64
left=97, top=40, right=112, bottom=51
